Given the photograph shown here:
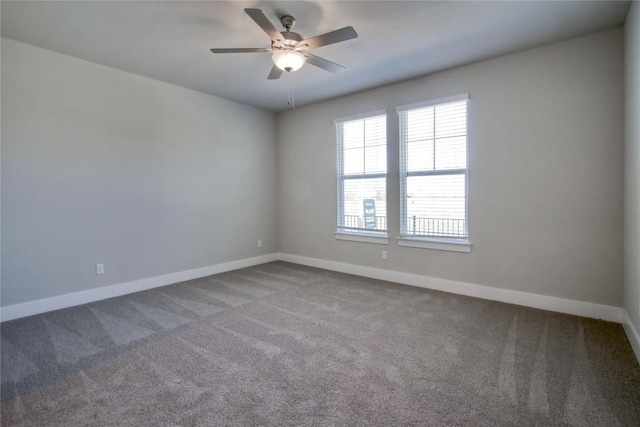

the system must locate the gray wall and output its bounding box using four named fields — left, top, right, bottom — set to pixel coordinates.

left=278, top=28, right=624, bottom=306
left=1, top=27, right=628, bottom=311
left=625, top=2, right=640, bottom=330
left=1, top=38, right=278, bottom=306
